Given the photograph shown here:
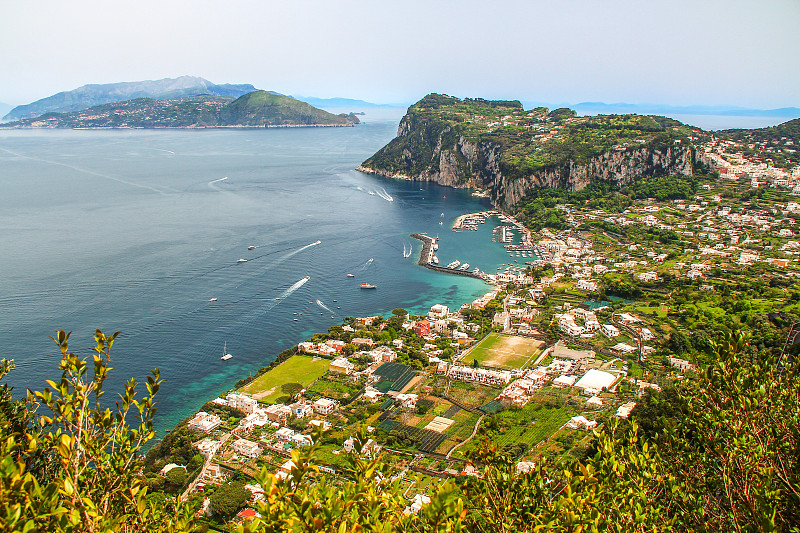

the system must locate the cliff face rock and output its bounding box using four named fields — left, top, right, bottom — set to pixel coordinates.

left=360, top=95, right=697, bottom=211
